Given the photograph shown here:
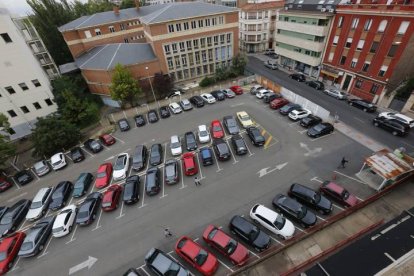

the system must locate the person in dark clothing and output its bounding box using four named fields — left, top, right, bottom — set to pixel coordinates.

left=194, top=176, right=201, bottom=186
left=339, top=157, right=348, bottom=168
